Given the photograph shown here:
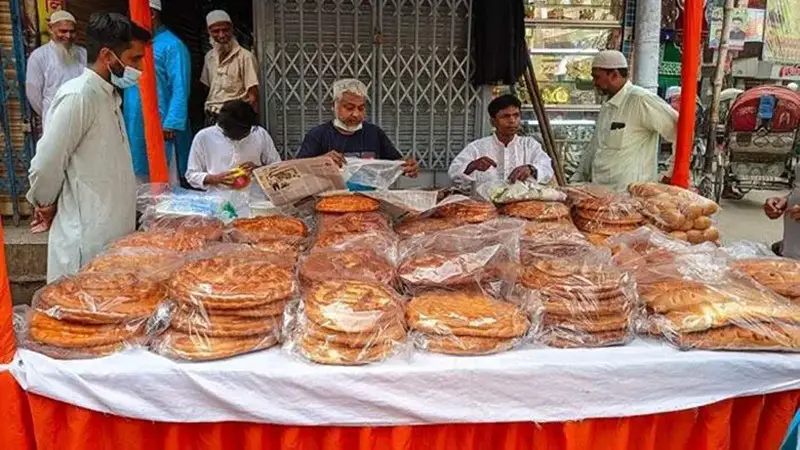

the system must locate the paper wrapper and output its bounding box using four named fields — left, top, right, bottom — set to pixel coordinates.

left=407, top=290, right=530, bottom=356
left=253, top=156, right=346, bottom=207
left=285, top=280, right=407, bottom=365
left=152, top=245, right=296, bottom=361
left=25, top=272, right=167, bottom=359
